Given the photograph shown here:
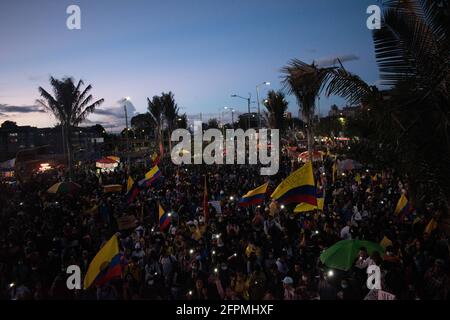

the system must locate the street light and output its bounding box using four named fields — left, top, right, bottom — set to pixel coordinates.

left=231, top=93, right=251, bottom=114
left=256, top=82, right=270, bottom=128
left=224, top=107, right=236, bottom=126
left=231, top=93, right=252, bottom=128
